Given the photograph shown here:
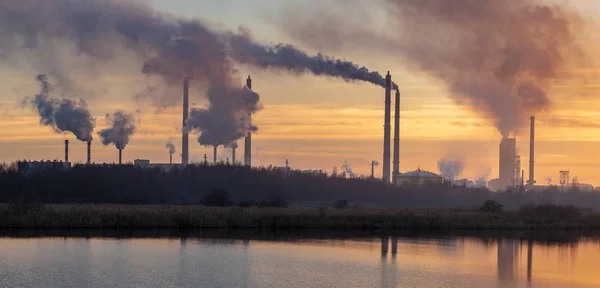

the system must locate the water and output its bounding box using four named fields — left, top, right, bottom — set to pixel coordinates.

left=0, top=230, right=599, bottom=288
